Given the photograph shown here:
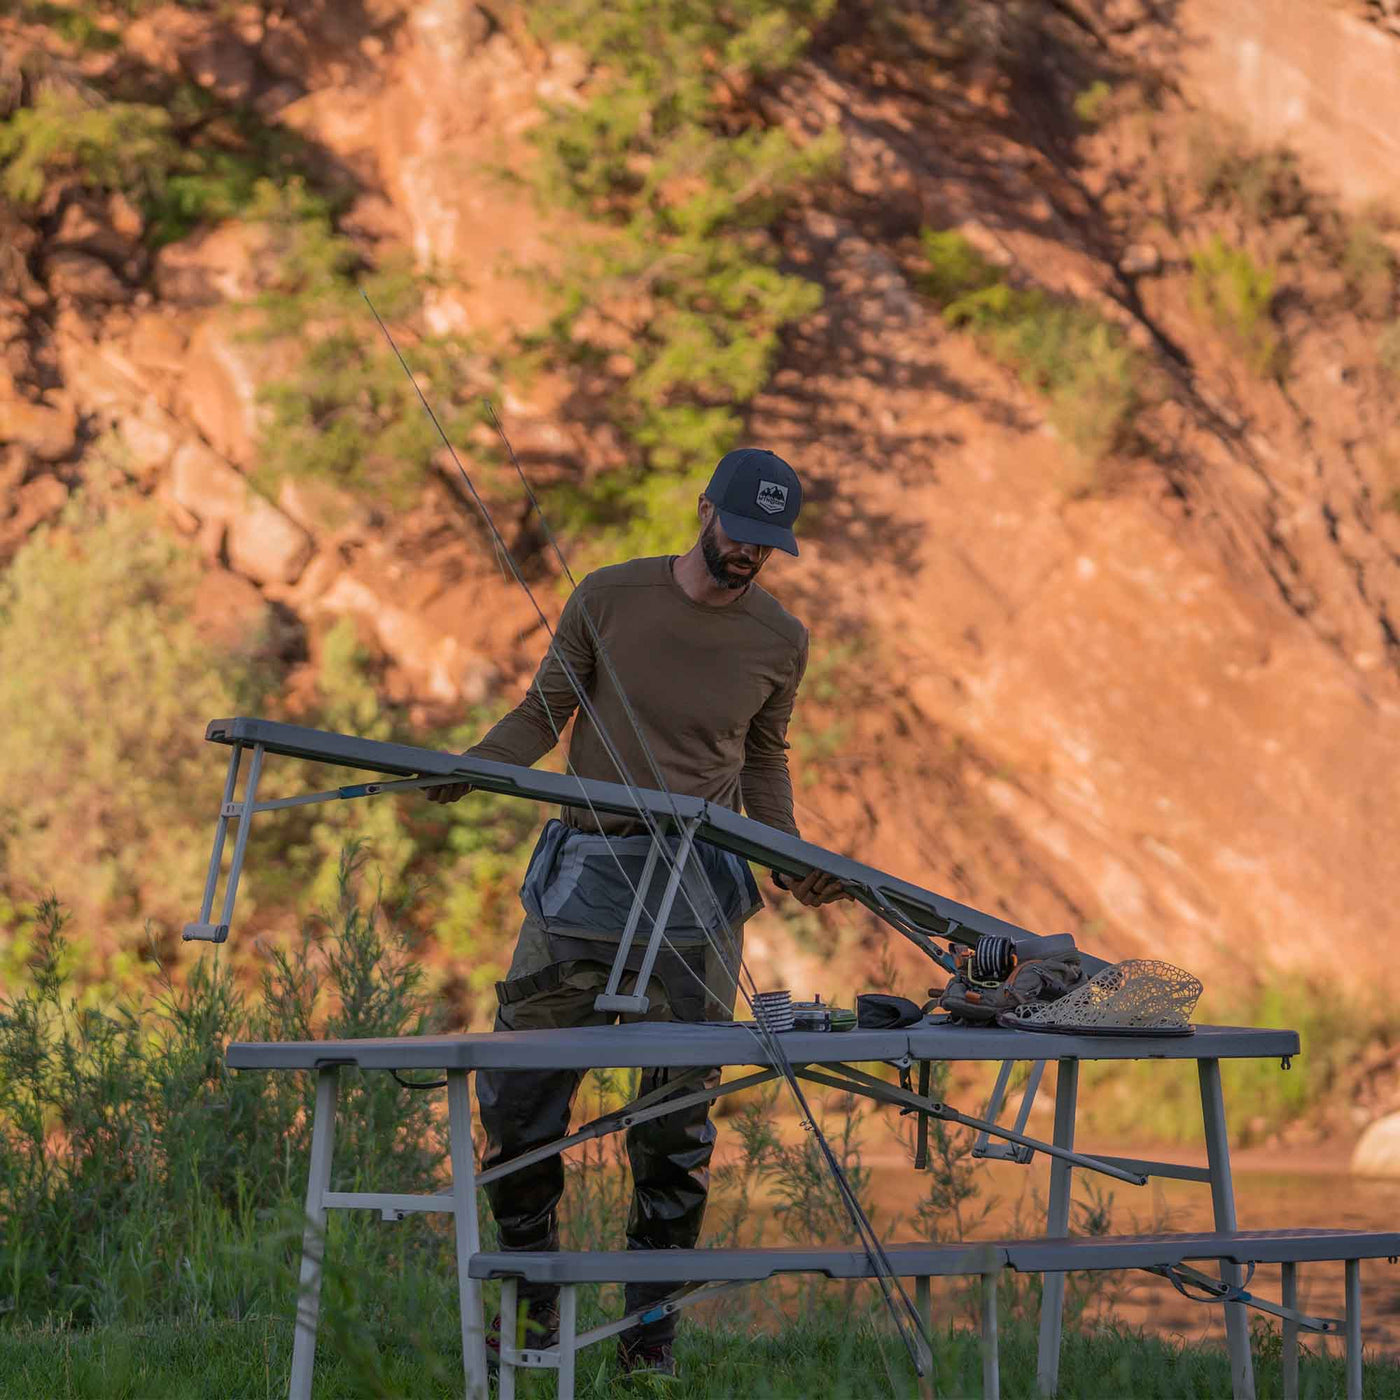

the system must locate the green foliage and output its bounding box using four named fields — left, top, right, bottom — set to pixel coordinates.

left=518, top=0, right=839, bottom=552
left=1073, top=80, right=1113, bottom=127
left=1189, top=234, right=1286, bottom=379
left=0, top=499, right=273, bottom=952
left=919, top=228, right=1144, bottom=463
left=0, top=862, right=444, bottom=1328
left=0, top=89, right=332, bottom=247
left=0, top=94, right=177, bottom=207
left=243, top=181, right=484, bottom=505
